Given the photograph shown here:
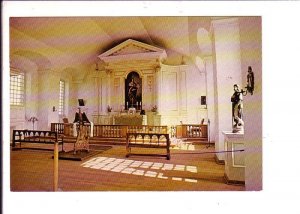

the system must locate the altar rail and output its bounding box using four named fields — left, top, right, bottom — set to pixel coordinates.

left=51, top=123, right=91, bottom=136
left=176, top=124, right=208, bottom=138
left=51, top=123, right=168, bottom=138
